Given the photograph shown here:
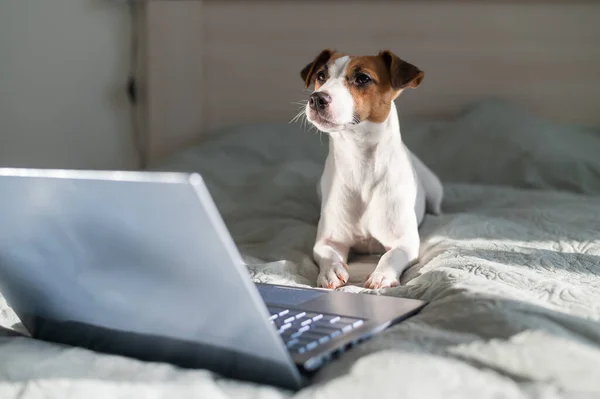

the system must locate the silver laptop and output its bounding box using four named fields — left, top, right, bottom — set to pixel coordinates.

left=0, top=168, right=426, bottom=390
